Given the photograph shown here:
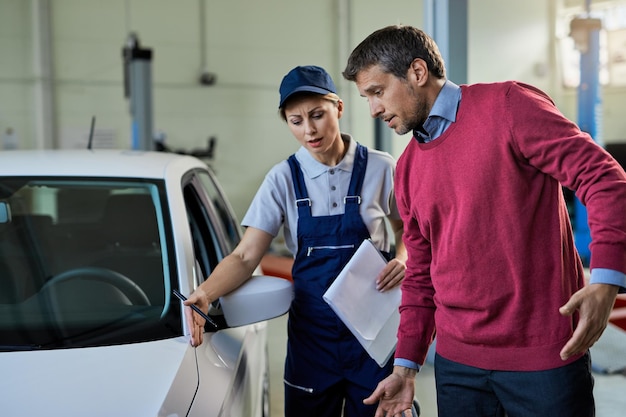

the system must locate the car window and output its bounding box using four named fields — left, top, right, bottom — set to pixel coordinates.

left=184, top=184, right=222, bottom=280
left=183, top=169, right=243, bottom=284
left=196, top=171, right=242, bottom=252
left=0, top=177, right=181, bottom=350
